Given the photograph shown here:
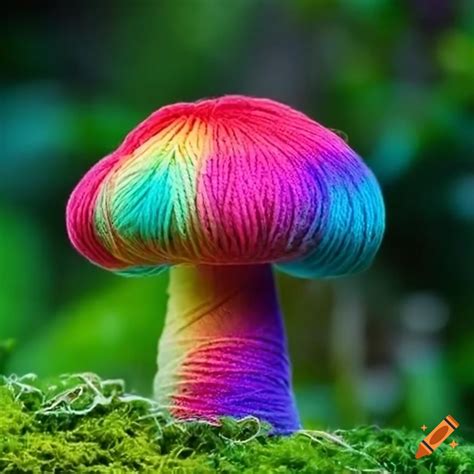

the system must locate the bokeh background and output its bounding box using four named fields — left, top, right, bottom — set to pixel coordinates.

left=2, top=0, right=473, bottom=438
